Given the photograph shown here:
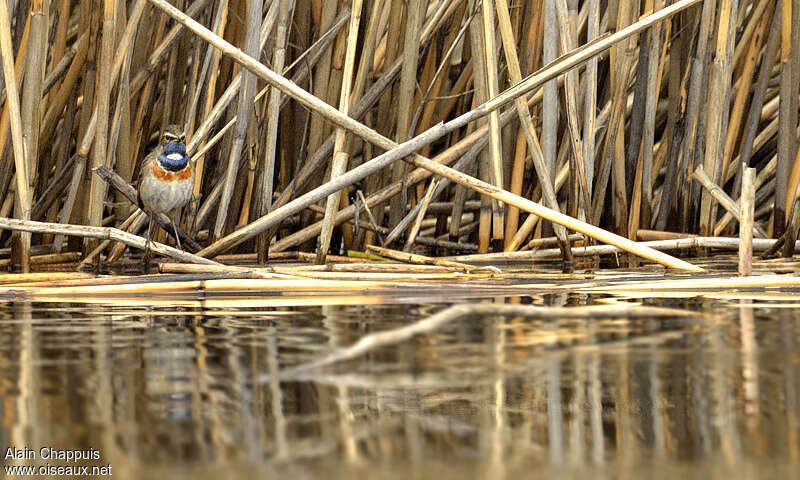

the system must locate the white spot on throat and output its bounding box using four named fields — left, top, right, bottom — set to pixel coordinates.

left=166, top=153, right=185, bottom=162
